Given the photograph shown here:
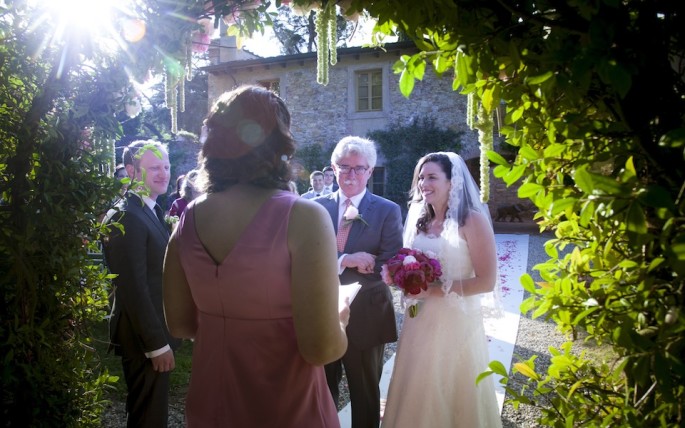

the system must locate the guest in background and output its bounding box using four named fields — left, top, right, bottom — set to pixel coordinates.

left=167, top=173, right=185, bottom=211
left=169, top=169, right=200, bottom=217
left=163, top=85, right=349, bottom=427
left=301, top=170, right=325, bottom=199
left=114, top=163, right=129, bottom=194
left=287, top=180, right=299, bottom=195
left=102, top=140, right=182, bottom=427
left=322, top=165, right=338, bottom=194
left=114, top=164, right=128, bottom=180
left=315, top=136, right=403, bottom=428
